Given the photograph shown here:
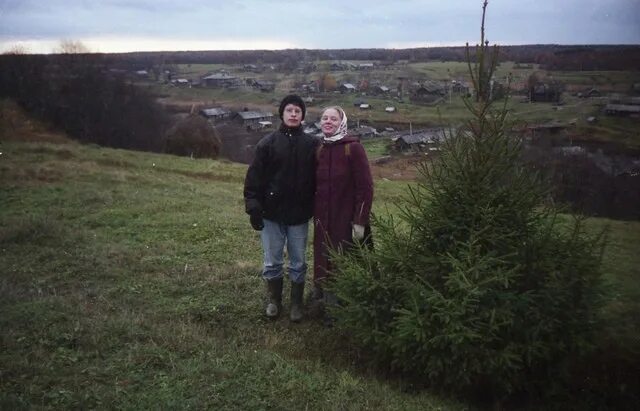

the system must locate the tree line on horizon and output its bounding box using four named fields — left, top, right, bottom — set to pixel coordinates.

left=99, top=44, right=640, bottom=72
left=5, top=43, right=640, bottom=72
